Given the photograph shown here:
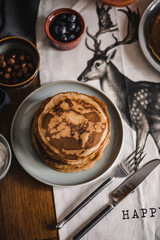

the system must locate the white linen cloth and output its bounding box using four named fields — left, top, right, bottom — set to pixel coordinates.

left=36, top=0, right=160, bottom=239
